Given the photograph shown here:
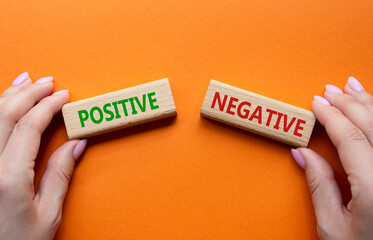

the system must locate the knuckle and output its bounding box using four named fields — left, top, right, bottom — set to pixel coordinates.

left=341, top=96, right=358, bottom=108
left=344, top=127, right=367, bottom=142
left=332, top=124, right=368, bottom=148
left=55, top=161, right=72, bottom=186
left=307, top=175, right=322, bottom=197
left=307, top=175, right=336, bottom=199
left=14, top=114, right=34, bottom=131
